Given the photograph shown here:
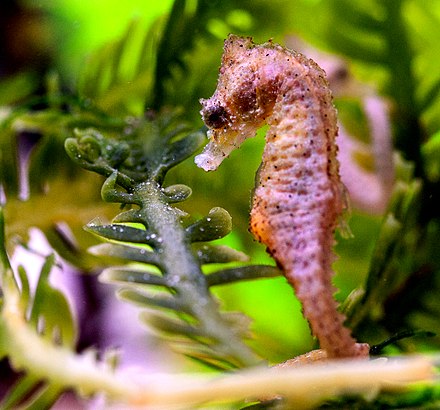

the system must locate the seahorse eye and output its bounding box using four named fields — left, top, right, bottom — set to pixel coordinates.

left=203, top=105, right=229, bottom=129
